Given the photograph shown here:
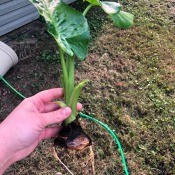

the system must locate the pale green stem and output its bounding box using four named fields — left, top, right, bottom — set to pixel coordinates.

left=58, top=48, right=76, bottom=125
left=67, top=55, right=74, bottom=97
left=83, top=4, right=94, bottom=16
left=64, top=55, right=75, bottom=125
left=58, top=46, right=69, bottom=104
left=65, top=79, right=89, bottom=125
